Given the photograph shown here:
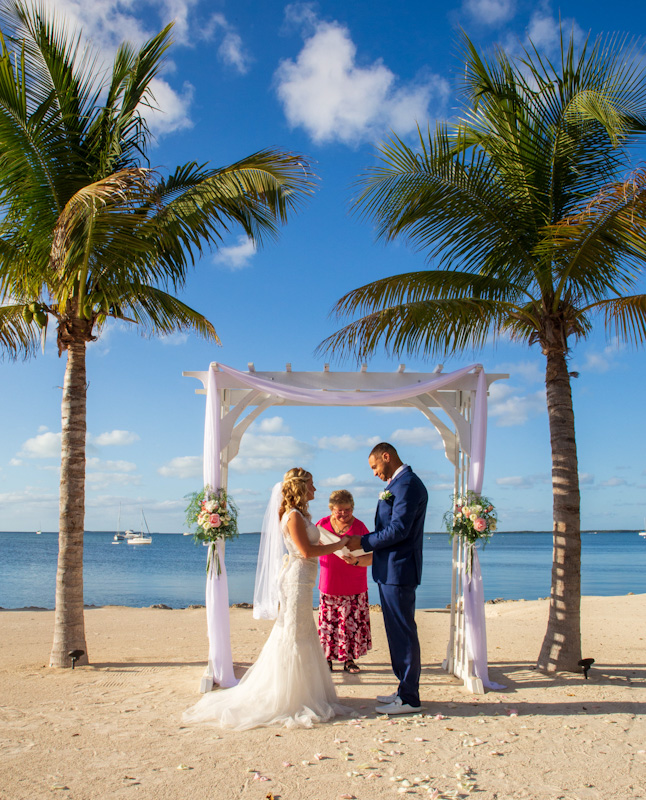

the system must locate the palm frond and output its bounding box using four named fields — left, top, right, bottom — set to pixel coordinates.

left=589, top=293, right=646, bottom=346
left=319, top=297, right=512, bottom=362
left=110, top=285, right=220, bottom=342
left=0, top=298, right=38, bottom=357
